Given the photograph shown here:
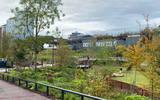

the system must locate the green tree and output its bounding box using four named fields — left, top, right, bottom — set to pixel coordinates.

left=55, top=38, right=77, bottom=71
left=72, top=45, right=77, bottom=50
left=0, top=28, right=13, bottom=59
left=11, top=0, right=64, bottom=73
